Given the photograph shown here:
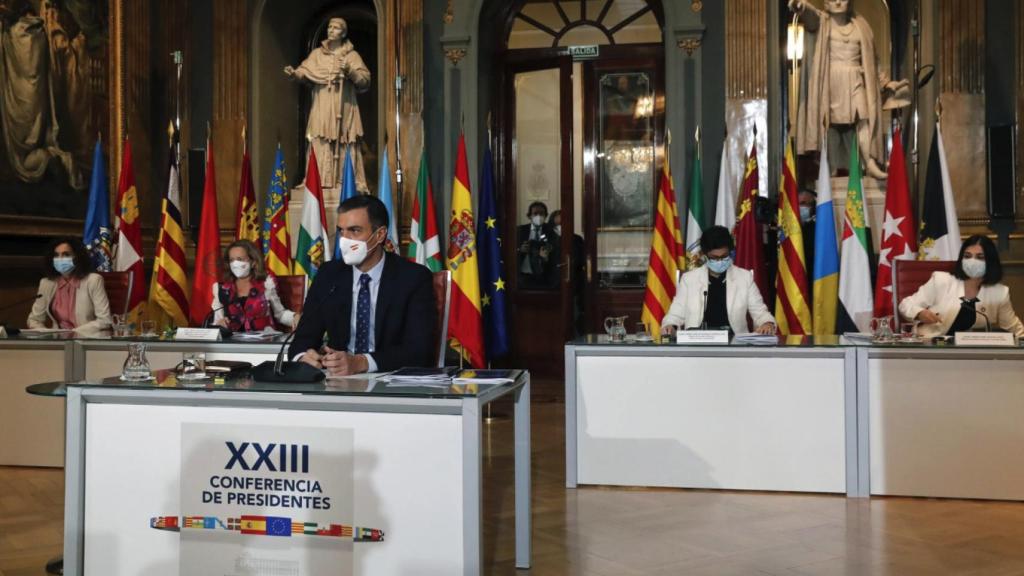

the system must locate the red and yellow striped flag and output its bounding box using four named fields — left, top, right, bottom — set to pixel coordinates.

left=640, top=160, right=686, bottom=333
left=148, top=128, right=190, bottom=327
left=774, top=140, right=812, bottom=335
left=447, top=134, right=485, bottom=368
